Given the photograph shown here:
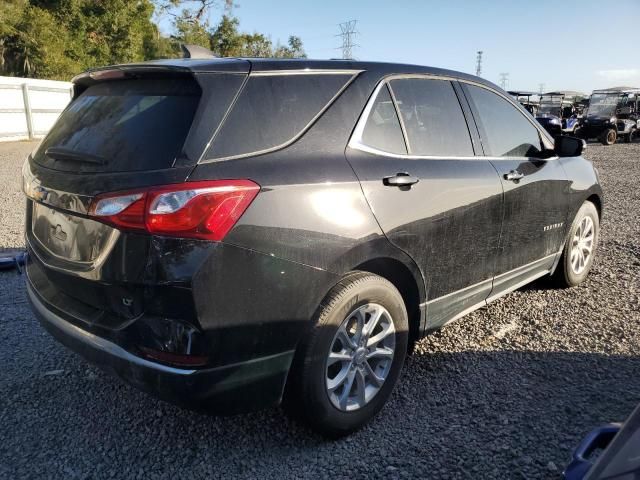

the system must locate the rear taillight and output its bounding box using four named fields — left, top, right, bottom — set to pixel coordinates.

left=89, top=180, right=259, bottom=241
